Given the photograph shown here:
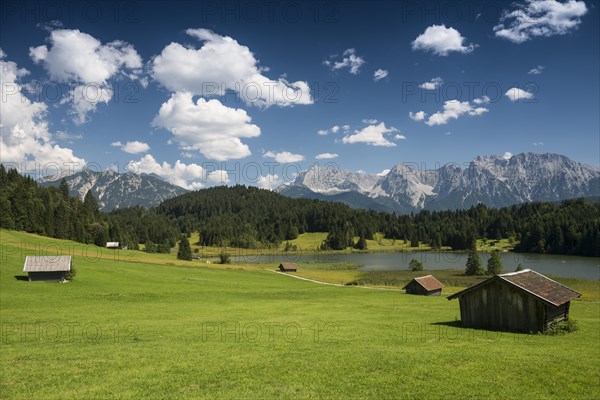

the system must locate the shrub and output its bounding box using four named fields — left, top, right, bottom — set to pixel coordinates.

left=219, top=251, right=231, bottom=264
left=65, top=266, right=76, bottom=281
left=546, top=319, right=579, bottom=335
left=409, top=258, right=424, bottom=271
